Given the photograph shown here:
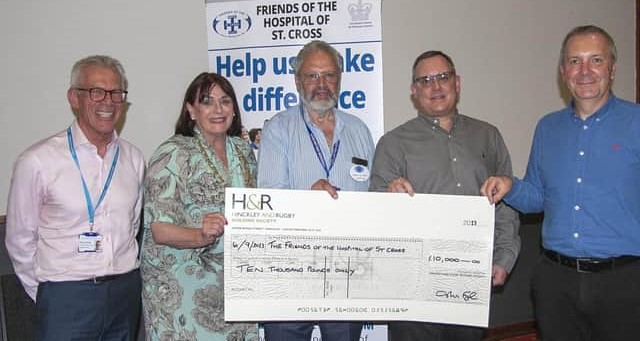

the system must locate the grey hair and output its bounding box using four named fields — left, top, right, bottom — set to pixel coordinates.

left=411, top=50, right=456, bottom=81
left=559, top=25, right=617, bottom=67
left=70, top=55, right=128, bottom=89
left=292, top=40, right=342, bottom=77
